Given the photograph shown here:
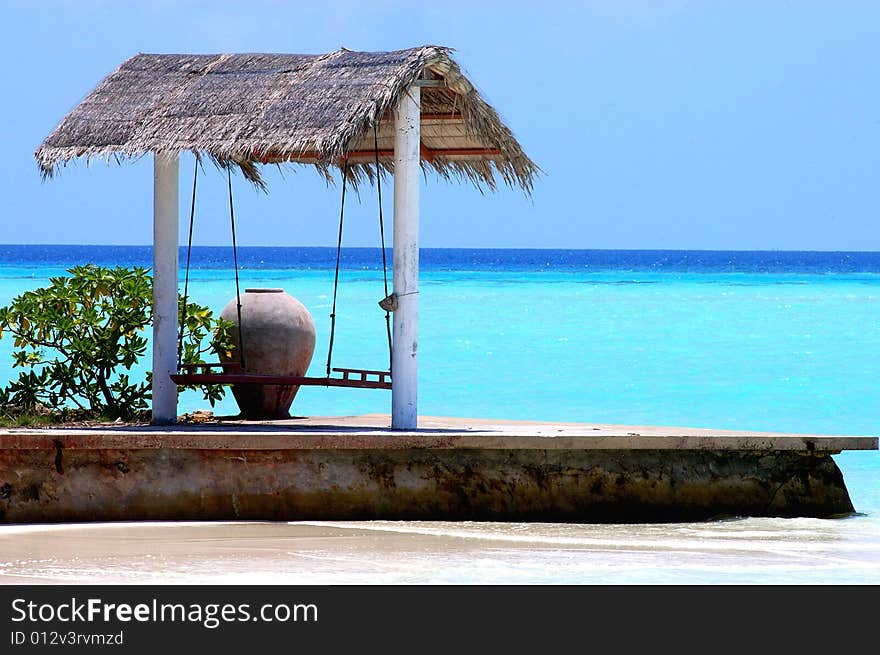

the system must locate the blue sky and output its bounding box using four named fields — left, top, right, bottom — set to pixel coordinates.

left=3, top=1, right=878, bottom=249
